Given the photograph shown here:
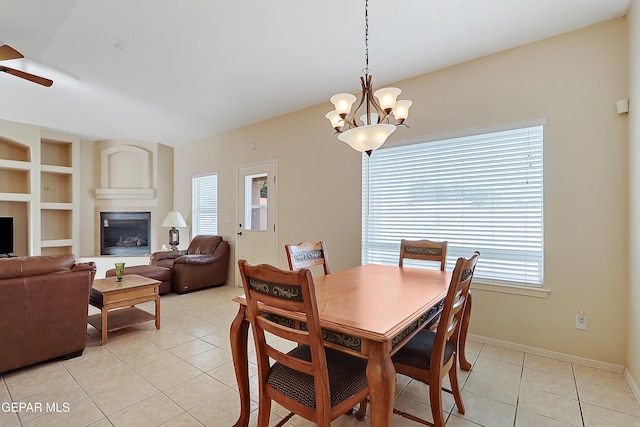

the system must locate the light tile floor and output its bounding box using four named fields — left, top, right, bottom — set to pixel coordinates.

left=1, top=285, right=639, bottom=426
